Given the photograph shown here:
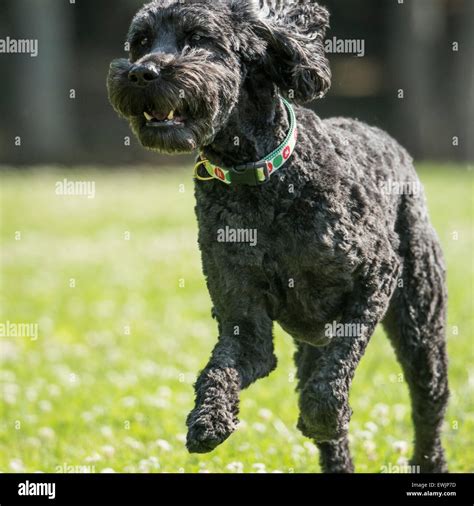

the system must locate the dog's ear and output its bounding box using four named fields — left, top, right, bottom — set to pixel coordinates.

left=247, top=0, right=331, bottom=103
